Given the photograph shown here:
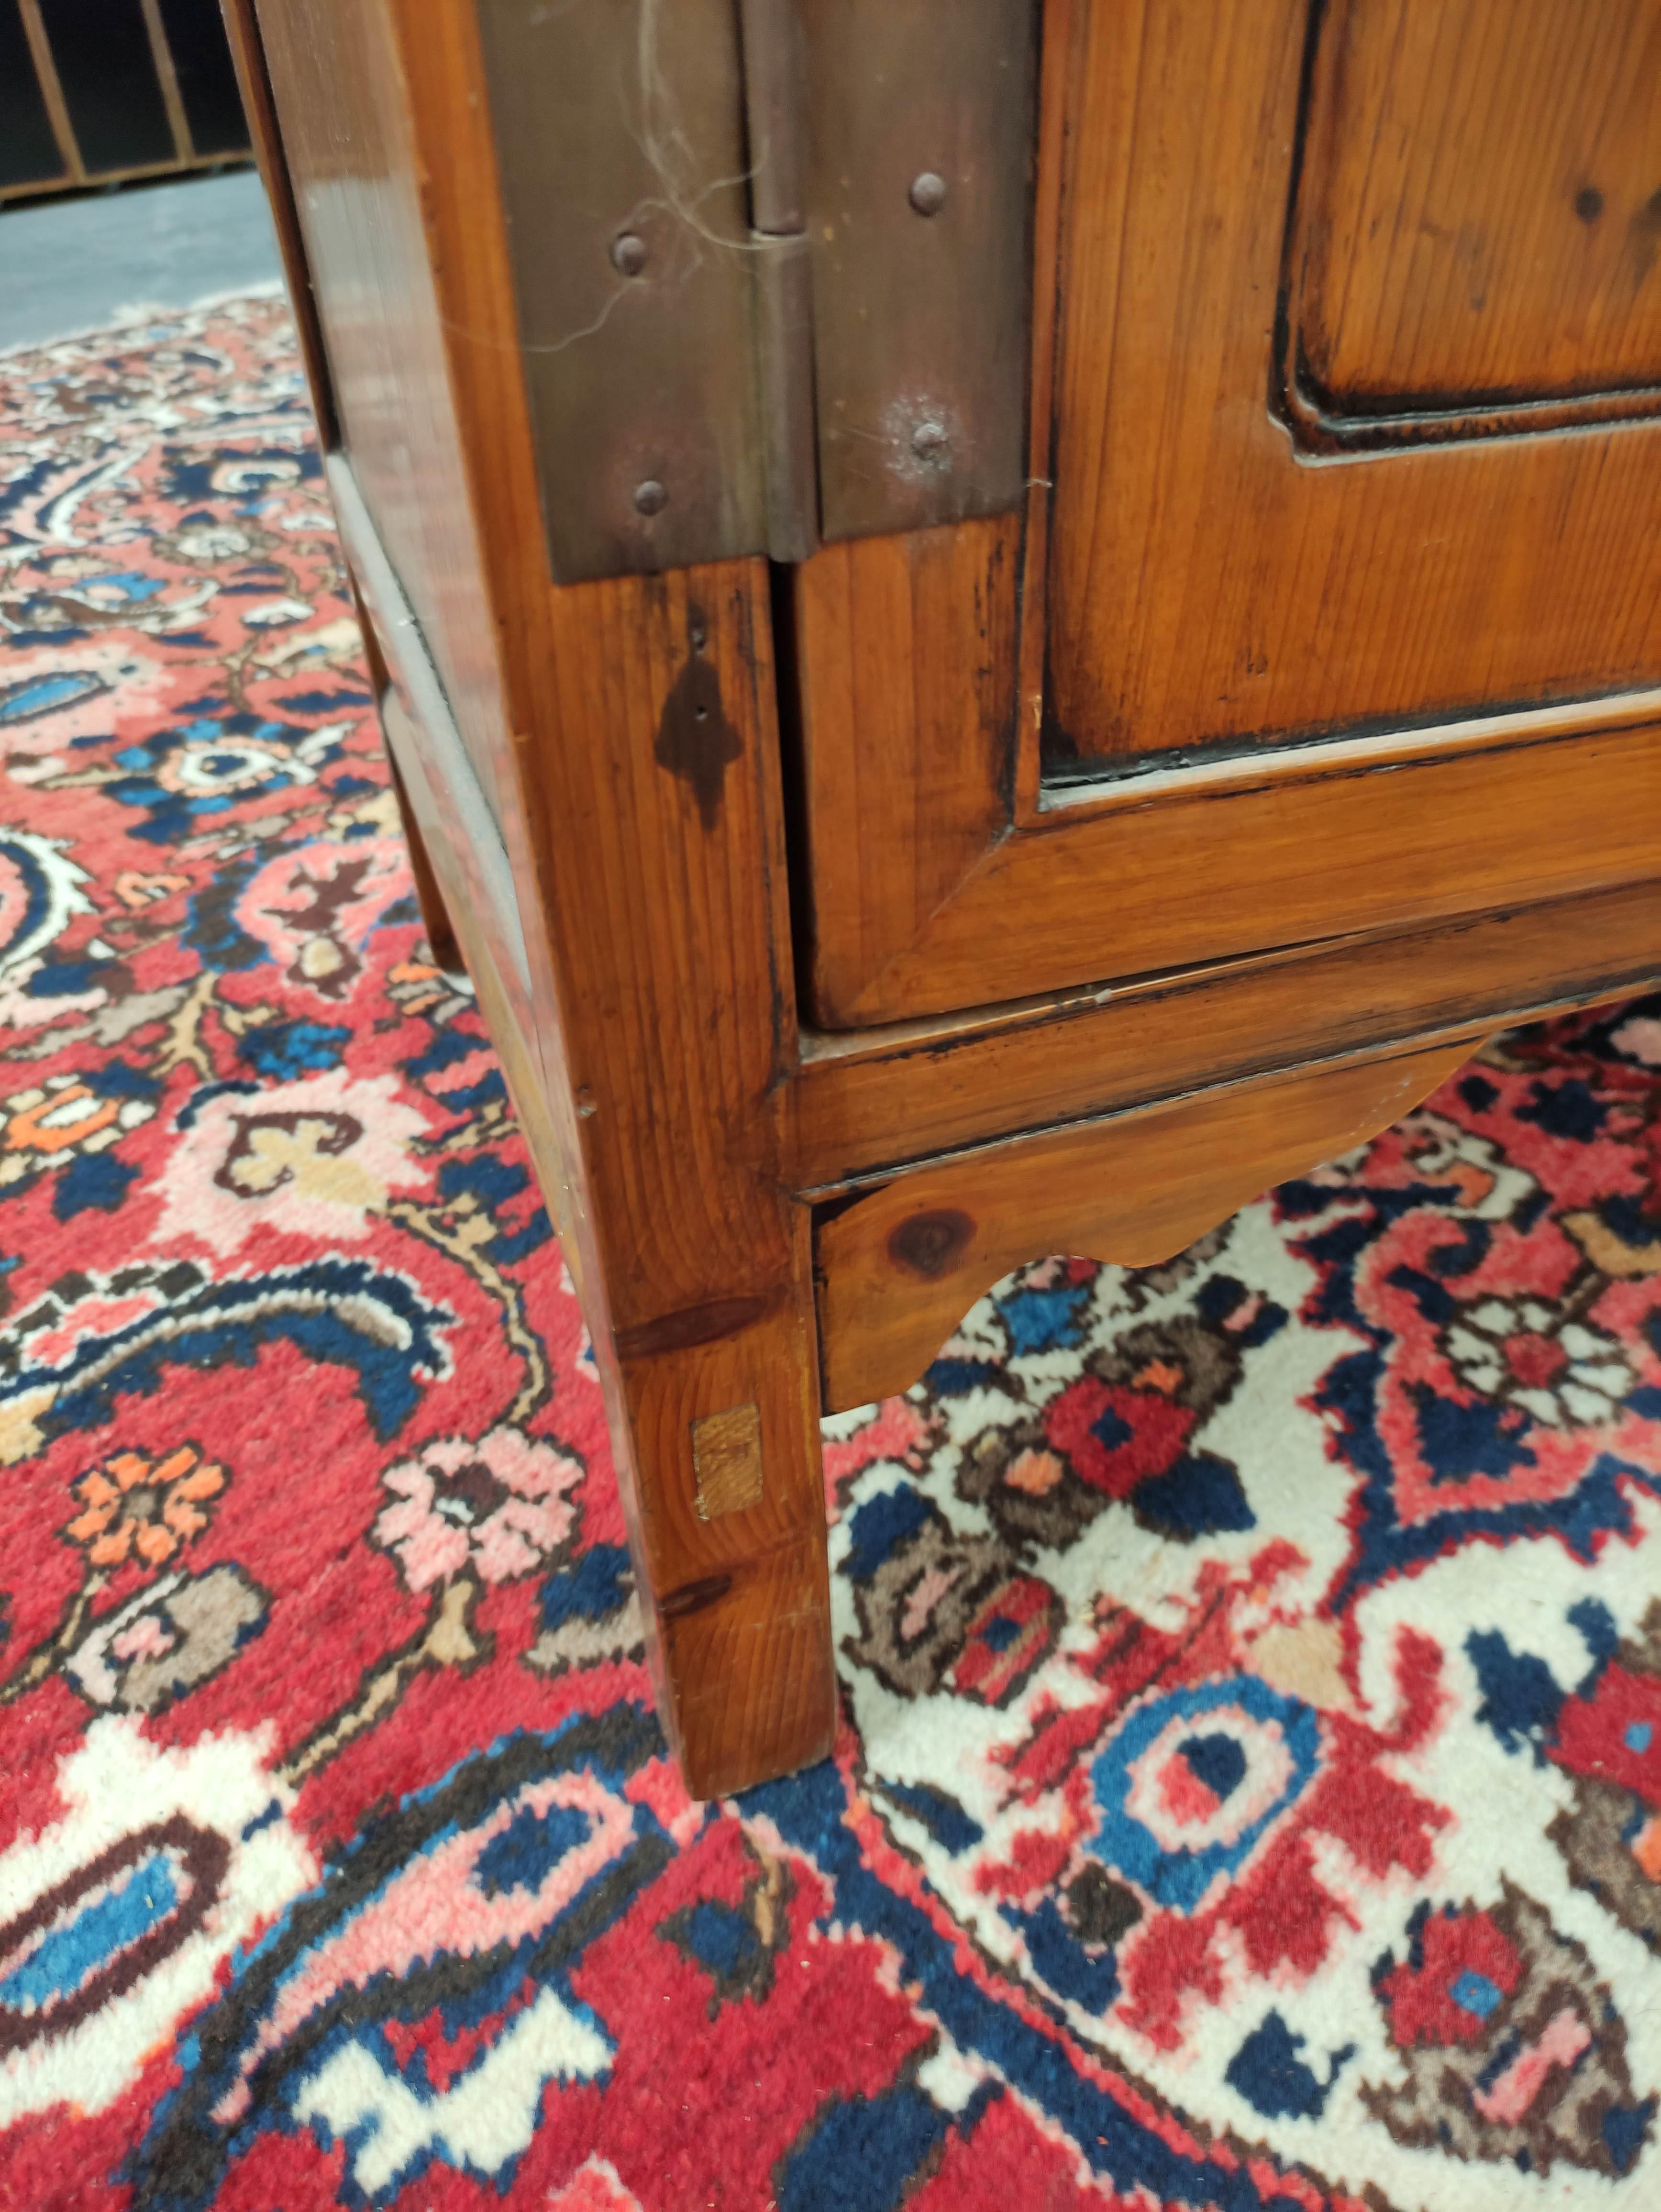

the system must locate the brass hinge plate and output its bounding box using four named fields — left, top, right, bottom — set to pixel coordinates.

left=476, top=0, right=1038, bottom=584
left=801, top=0, right=1037, bottom=543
